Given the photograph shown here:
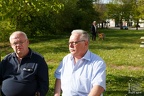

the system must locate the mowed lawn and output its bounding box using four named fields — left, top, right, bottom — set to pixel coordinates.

left=0, top=28, right=144, bottom=96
